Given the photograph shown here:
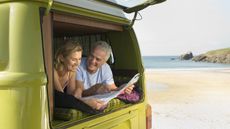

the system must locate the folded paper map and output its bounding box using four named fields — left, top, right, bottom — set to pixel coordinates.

left=81, top=73, right=140, bottom=104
